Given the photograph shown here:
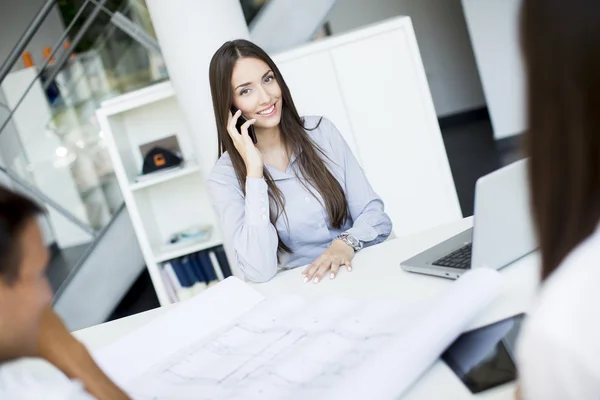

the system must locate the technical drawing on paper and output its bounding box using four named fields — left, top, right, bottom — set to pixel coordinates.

left=125, top=296, right=423, bottom=400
